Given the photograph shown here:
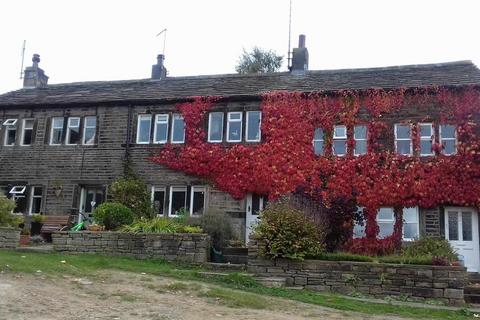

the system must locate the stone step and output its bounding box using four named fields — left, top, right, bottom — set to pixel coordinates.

left=465, top=285, right=480, bottom=294
left=255, top=277, right=287, bottom=288
left=223, top=254, right=248, bottom=265
left=203, top=262, right=247, bottom=272
left=222, top=247, right=248, bottom=256
left=465, top=294, right=480, bottom=304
